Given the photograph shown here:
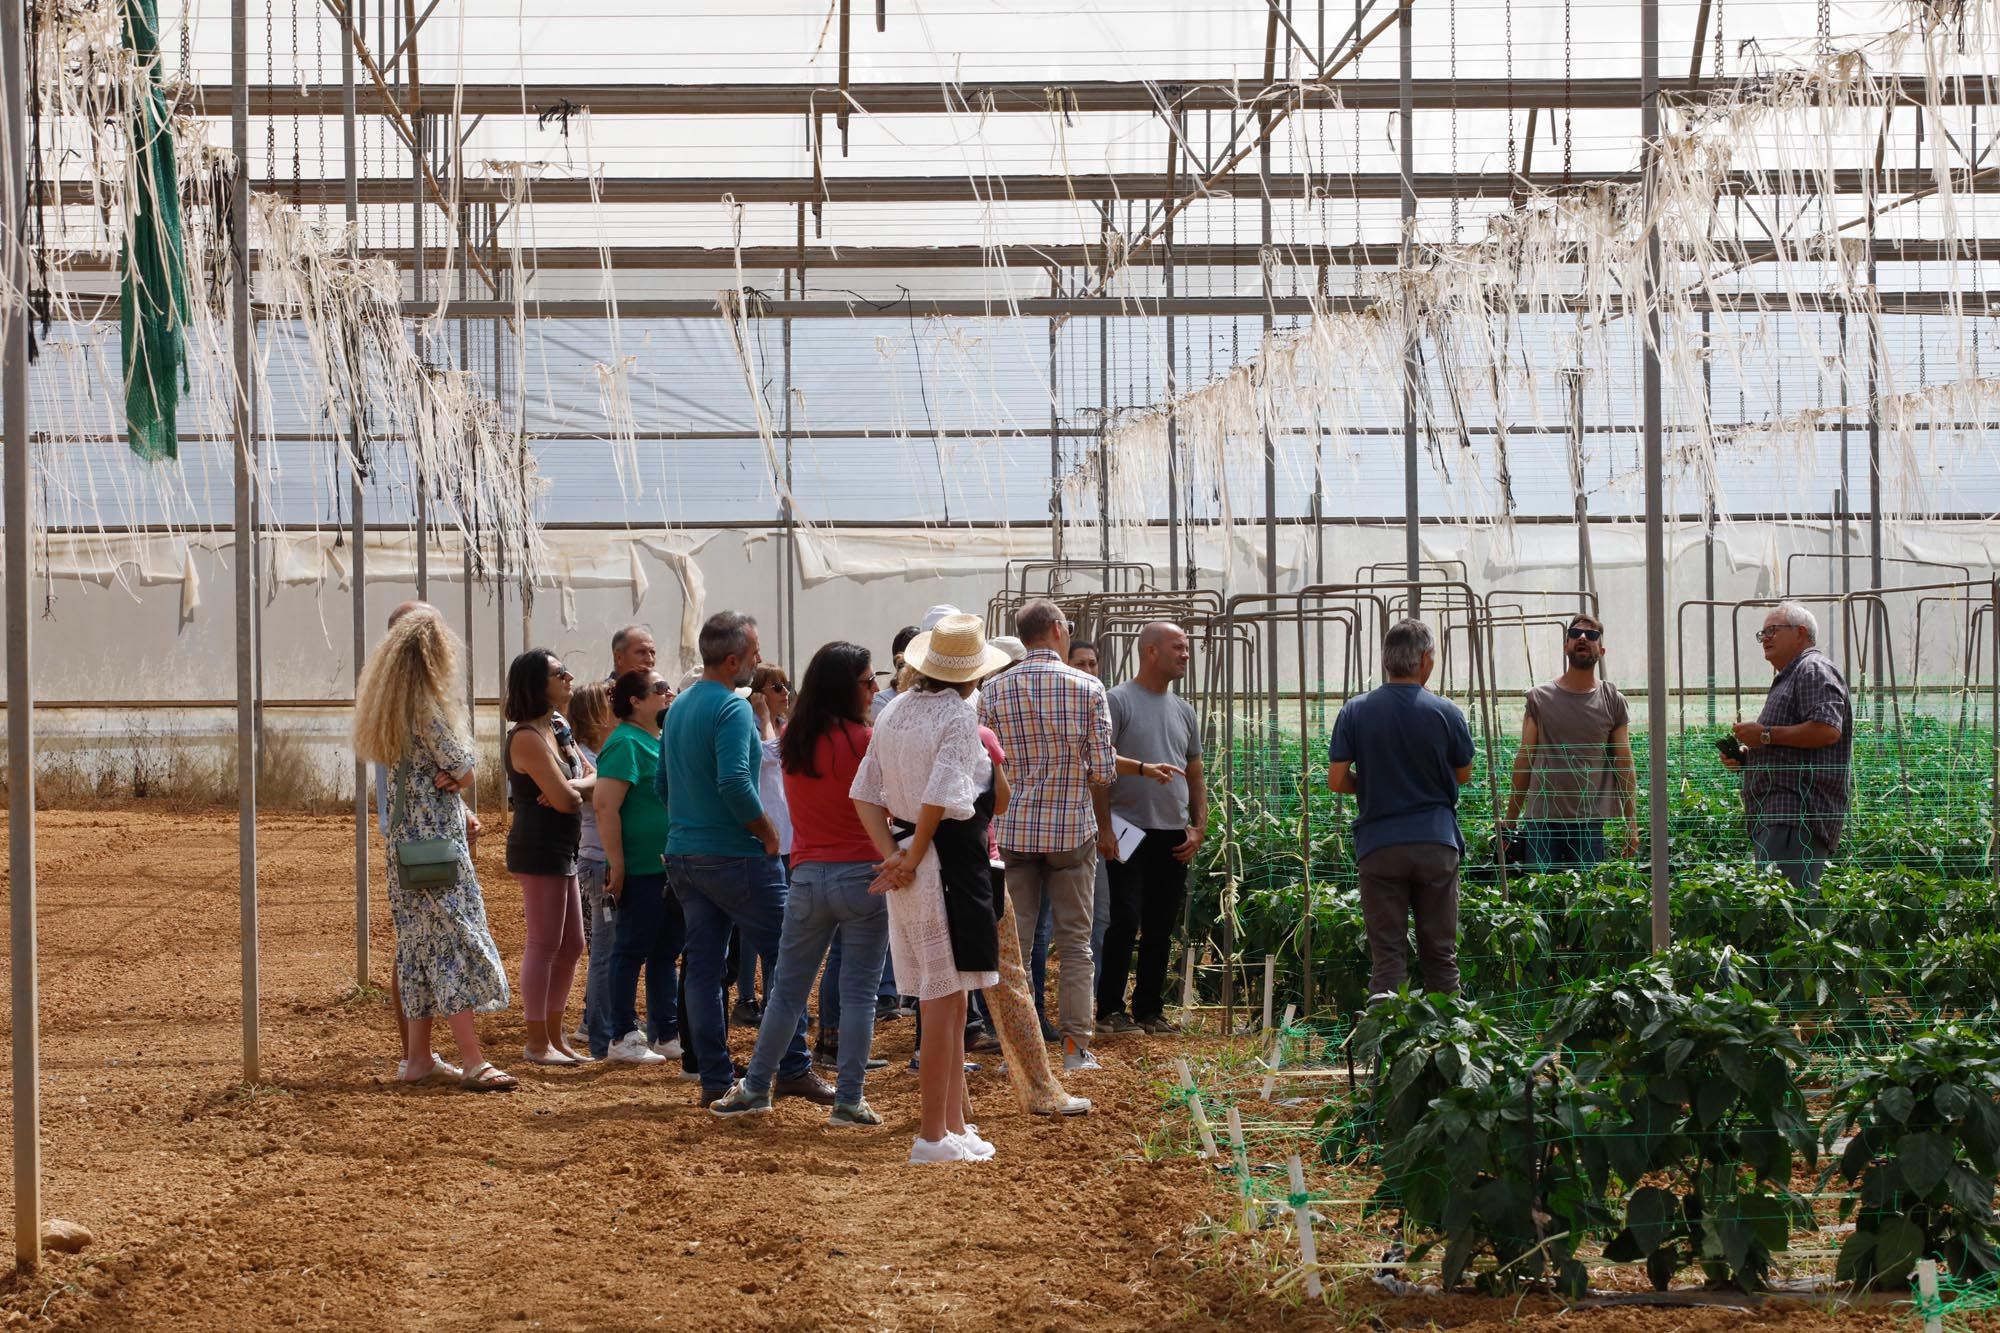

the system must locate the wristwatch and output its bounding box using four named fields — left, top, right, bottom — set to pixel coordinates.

left=1760, top=727, right=1773, bottom=747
